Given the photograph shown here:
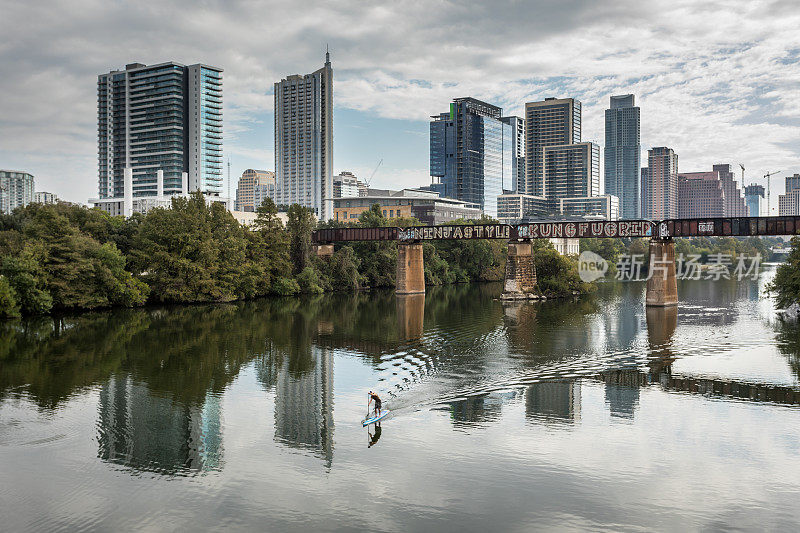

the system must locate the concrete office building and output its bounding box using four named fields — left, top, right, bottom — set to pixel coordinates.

left=34, top=191, right=59, bottom=205
left=0, top=170, right=34, bottom=214
left=235, top=169, right=275, bottom=212
left=330, top=188, right=482, bottom=225
left=524, top=97, right=581, bottom=196
left=744, top=183, right=765, bottom=217
left=97, top=61, right=224, bottom=202
left=604, top=95, right=641, bottom=219
left=778, top=174, right=800, bottom=216
left=543, top=142, right=600, bottom=200
left=641, top=147, right=678, bottom=220
left=429, top=97, right=516, bottom=218
left=713, top=164, right=747, bottom=216
left=677, top=171, right=725, bottom=218
left=275, top=52, right=333, bottom=220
